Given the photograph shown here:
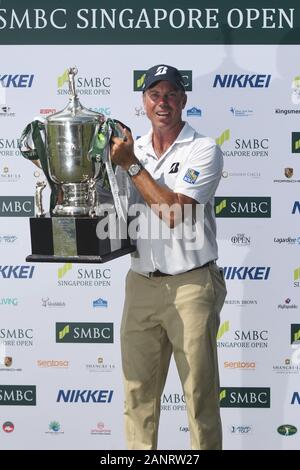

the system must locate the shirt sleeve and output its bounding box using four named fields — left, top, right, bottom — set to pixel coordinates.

left=173, top=138, right=223, bottom=204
